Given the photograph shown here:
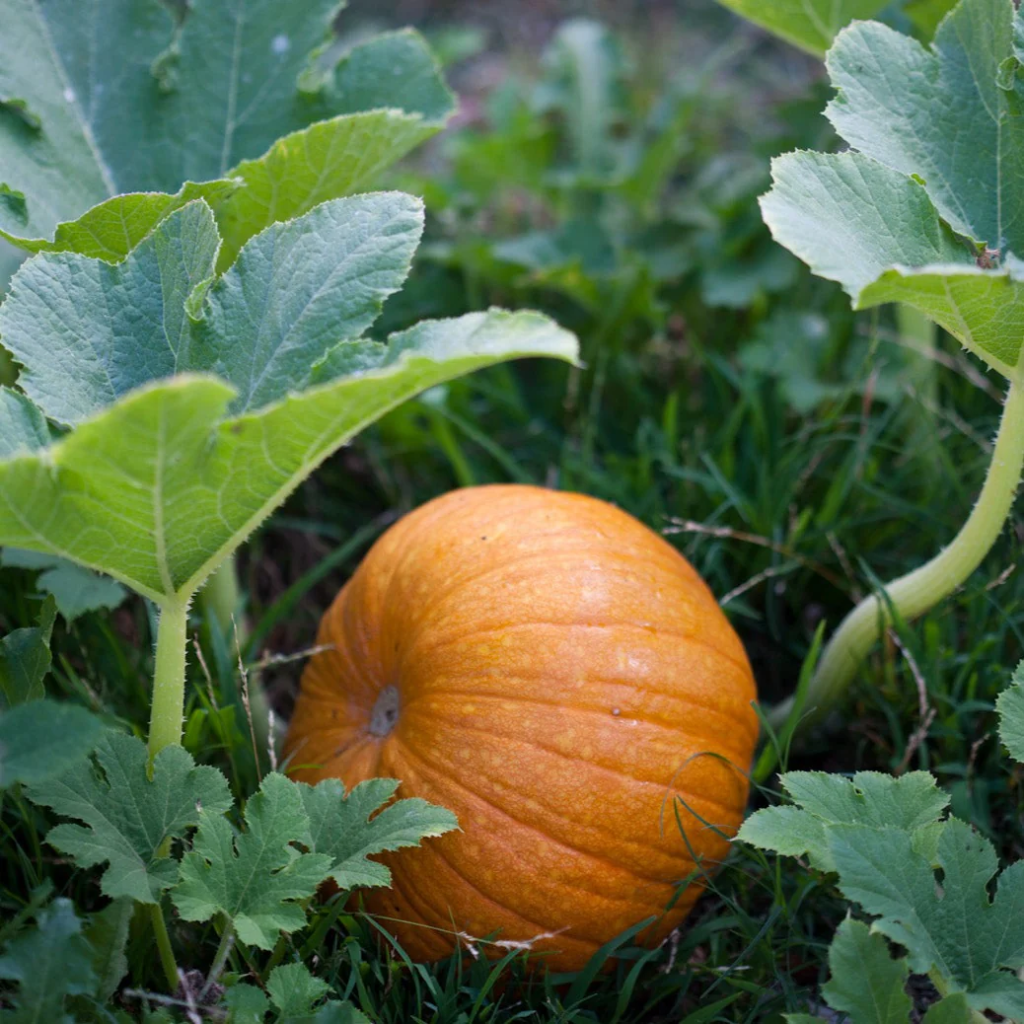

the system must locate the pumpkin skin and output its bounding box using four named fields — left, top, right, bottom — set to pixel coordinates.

left=284, top=485, right=757, bottom=971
